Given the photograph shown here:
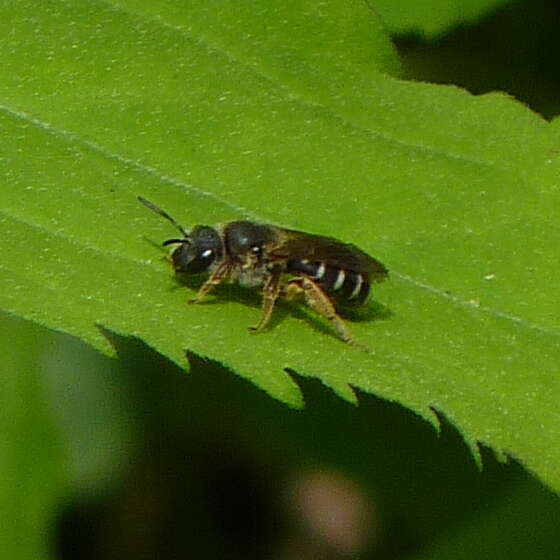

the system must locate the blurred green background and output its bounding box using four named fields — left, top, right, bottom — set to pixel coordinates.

left=3, top=0, right=560, bottom=558
left=396, top=0, right=560, bottom=119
